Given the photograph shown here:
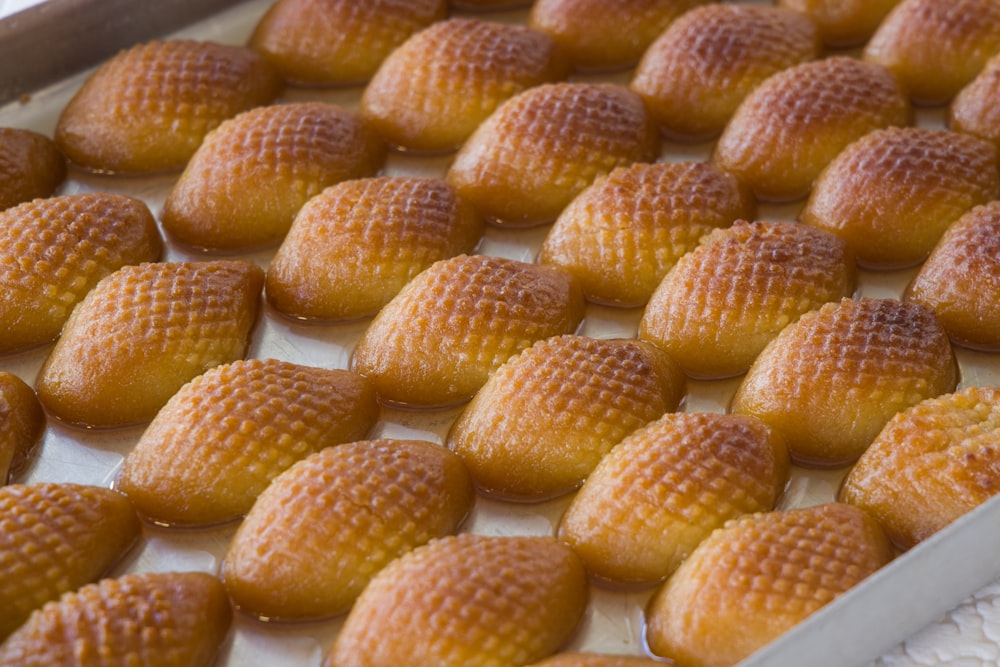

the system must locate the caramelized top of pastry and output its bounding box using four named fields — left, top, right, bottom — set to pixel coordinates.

left=0, top=128, right=65, bottom=211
